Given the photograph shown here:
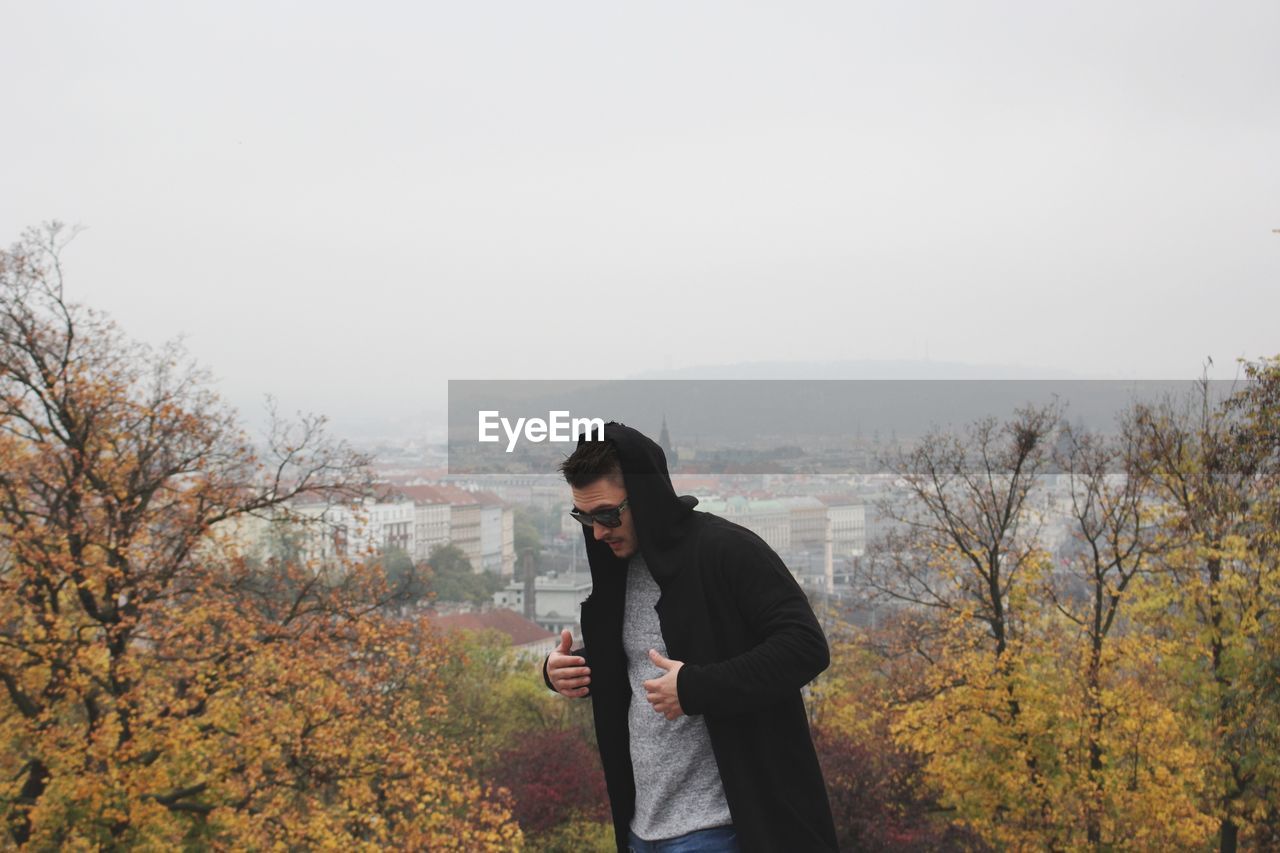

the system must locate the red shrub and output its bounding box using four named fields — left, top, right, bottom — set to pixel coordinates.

left=491, top=729, right=611, bottom=835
